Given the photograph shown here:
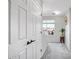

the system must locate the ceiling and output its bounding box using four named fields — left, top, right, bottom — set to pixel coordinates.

left=42, top=0, right=71, bottom=16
